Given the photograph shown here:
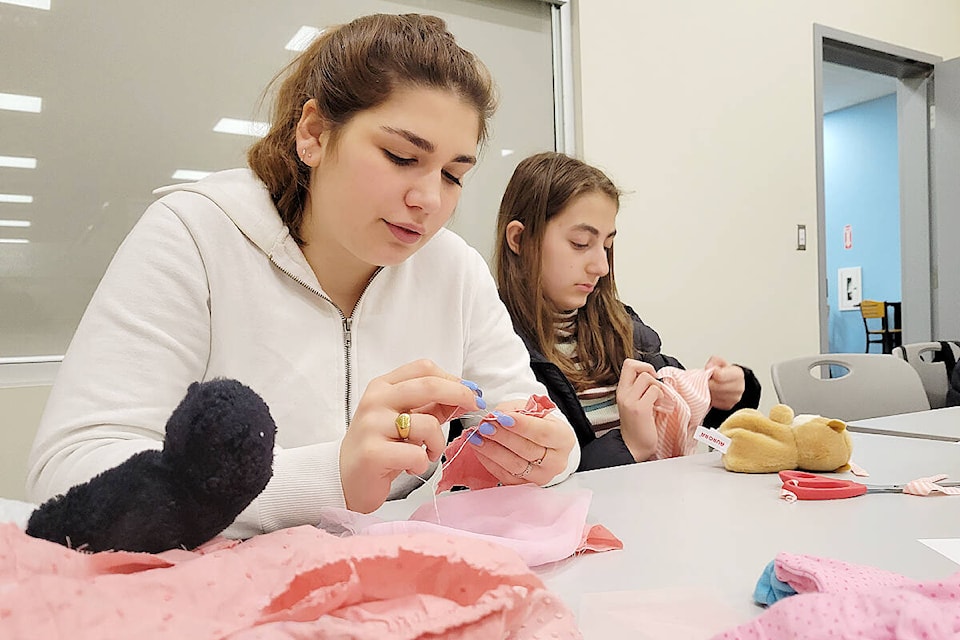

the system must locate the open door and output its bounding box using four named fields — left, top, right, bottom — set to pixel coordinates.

left=814, top=26, right=938, bottom=353
left=931, top=57, right=960, bottom=339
